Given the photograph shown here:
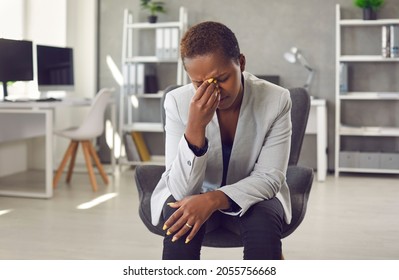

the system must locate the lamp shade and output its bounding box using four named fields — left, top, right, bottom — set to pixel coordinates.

left=284, top=47, right=299, bottom=63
